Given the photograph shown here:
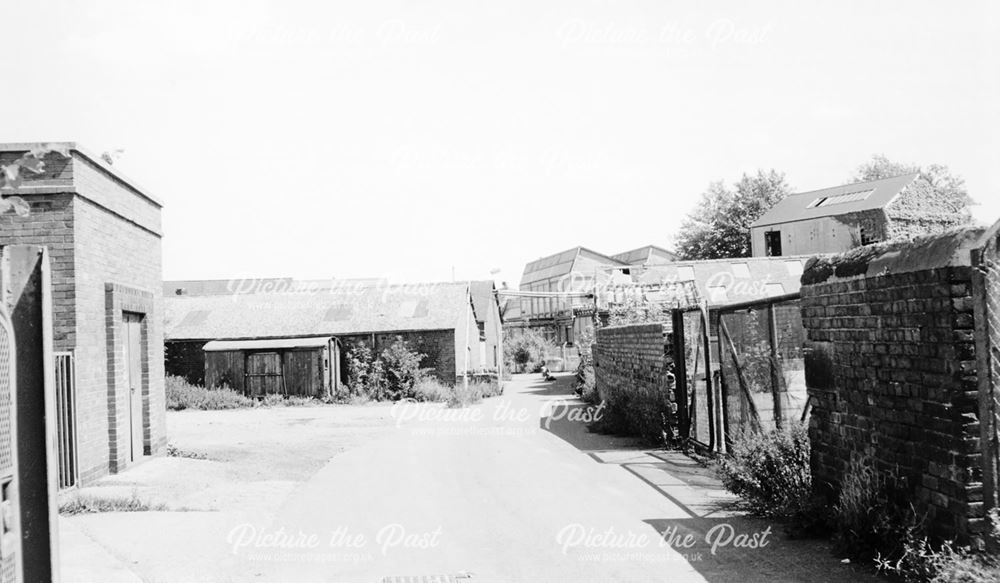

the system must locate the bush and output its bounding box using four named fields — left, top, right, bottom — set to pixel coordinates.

left=832, top=458, right=1000, bottom=582
left=166, top=375, right=255, bottom=410
left=575, top=363, right=597, bottom=404
left=259, top=394, right=316, bottom=407
left=380, top=338, right=428, bottom=400
left=715, top=423, right=812, bottom=518
left=342, top=338, right=428, bottom=401
left=446, top=379, right=502, bottom=408
left=832, top=458, right=921, bottom=564
left=588, top=383, right=671, bottom=445
left=412, top=377, right=451, bottom=402
left=60, top=492, right=168, bottom=515
left=503, top=329, right=557, bottom=374
left=344, top=343, right=386, bottom=399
